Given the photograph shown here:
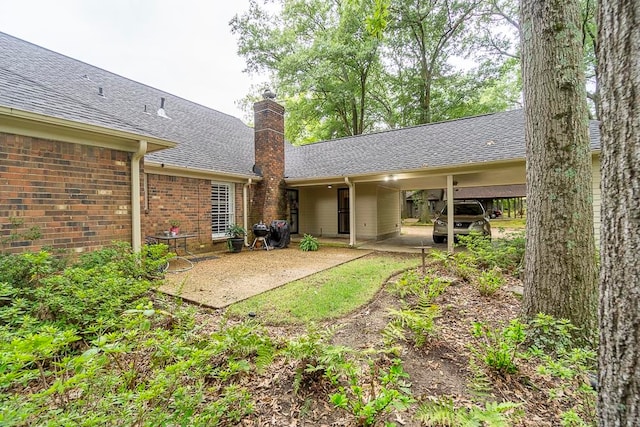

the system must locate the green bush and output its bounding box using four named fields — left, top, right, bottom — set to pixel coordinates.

left=470, top=320, right=526, bottom=375
left=476, top=267, right=506, bottom=296
left=299, top=234, right=319, bottom=251
left=457, top=231, right=525, bottom=275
